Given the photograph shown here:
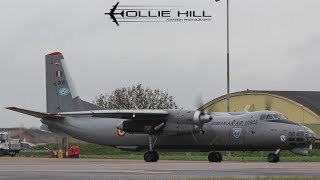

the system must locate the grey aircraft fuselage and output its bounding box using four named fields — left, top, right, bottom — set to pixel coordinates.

left=41, top=110, right=315, bottom=152
left=6, top=52, right=316, bottom=162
